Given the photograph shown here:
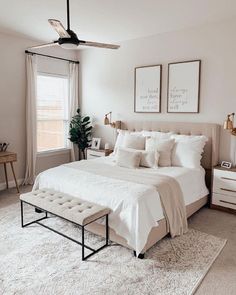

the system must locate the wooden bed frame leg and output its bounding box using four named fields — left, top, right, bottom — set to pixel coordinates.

left=133, top=251, right=145, bottom=259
